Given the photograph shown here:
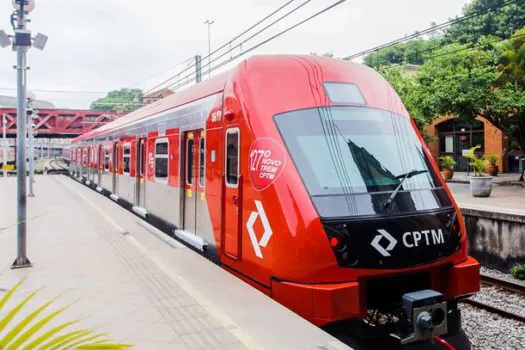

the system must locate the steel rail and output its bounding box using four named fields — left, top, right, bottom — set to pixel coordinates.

left=460, top=273, right=525, bottom=323
left=461, top=298, right=525, bottom=323
left=480, top=274, right=525, bottom=296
